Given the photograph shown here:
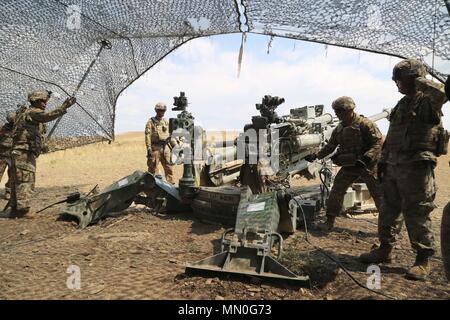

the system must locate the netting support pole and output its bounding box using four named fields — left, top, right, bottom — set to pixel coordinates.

left=47, top=39, right=112, bottom=139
